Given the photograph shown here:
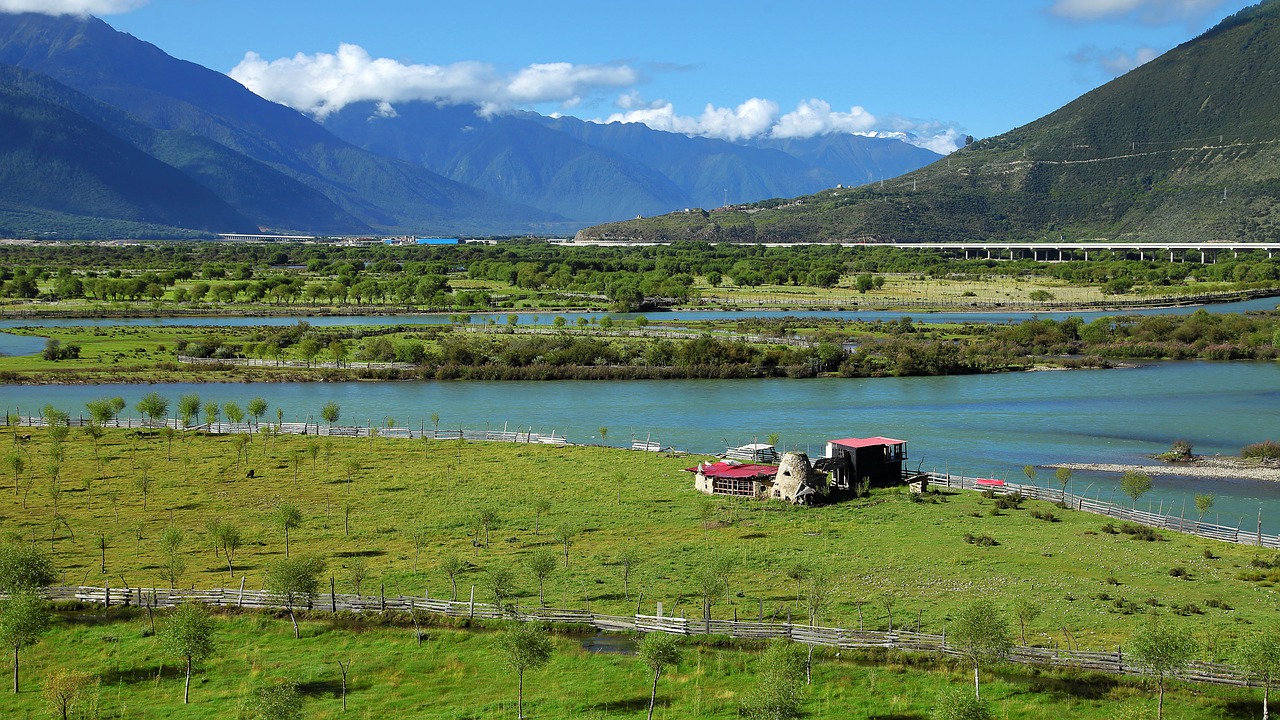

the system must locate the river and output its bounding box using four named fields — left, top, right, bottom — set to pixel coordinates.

left=3, top=360, right=1278, bottom=530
